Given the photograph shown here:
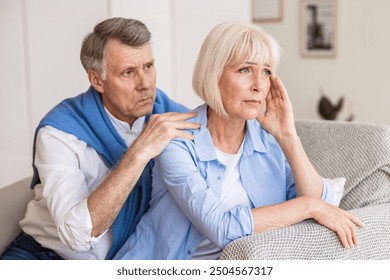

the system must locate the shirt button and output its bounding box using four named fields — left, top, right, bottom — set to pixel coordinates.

left=187, top=250, right=191, bottom=255
left=217, top=176, right=222, bottom=180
